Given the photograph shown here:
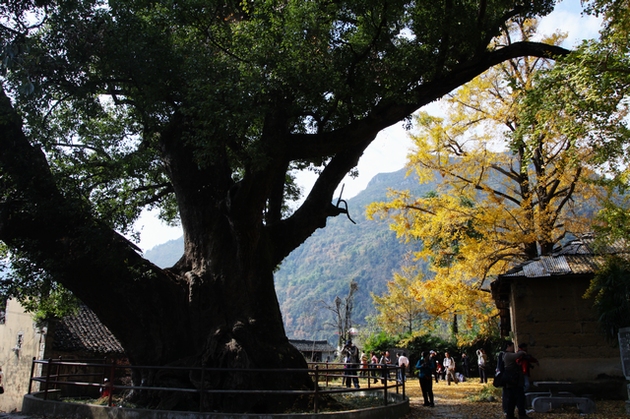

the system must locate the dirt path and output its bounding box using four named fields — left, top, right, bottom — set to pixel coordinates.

left=403, top=379, right=629, bottom=419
